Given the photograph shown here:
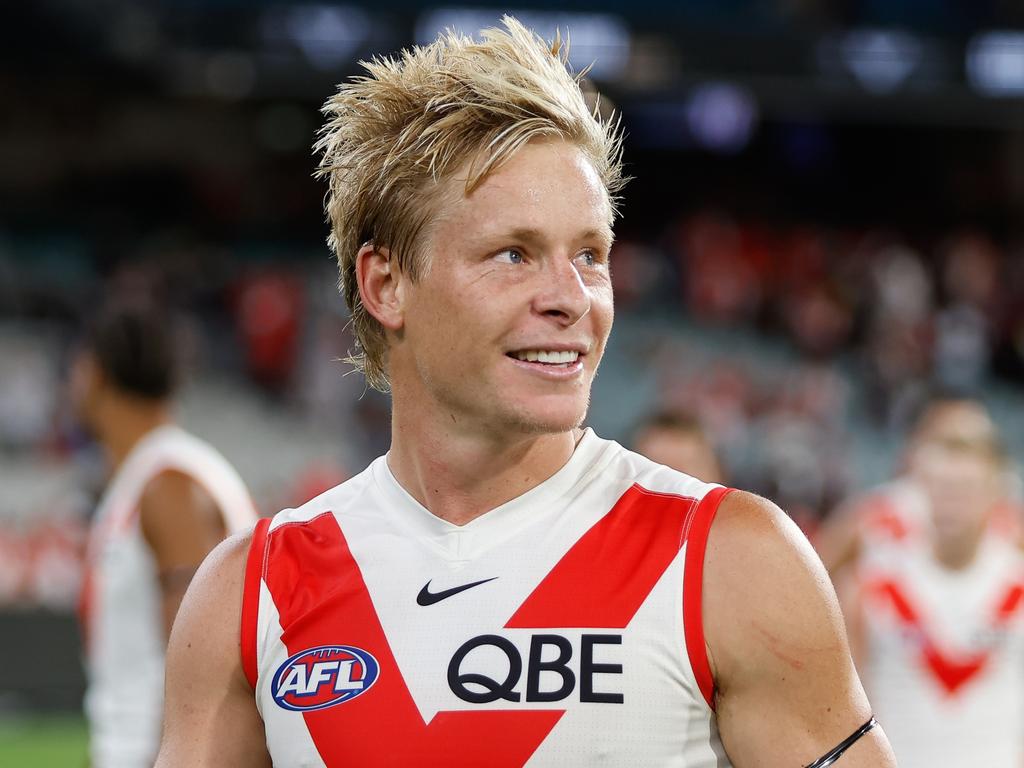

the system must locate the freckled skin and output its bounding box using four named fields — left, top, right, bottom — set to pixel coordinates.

left=393, top=138, right=615, bottom=439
